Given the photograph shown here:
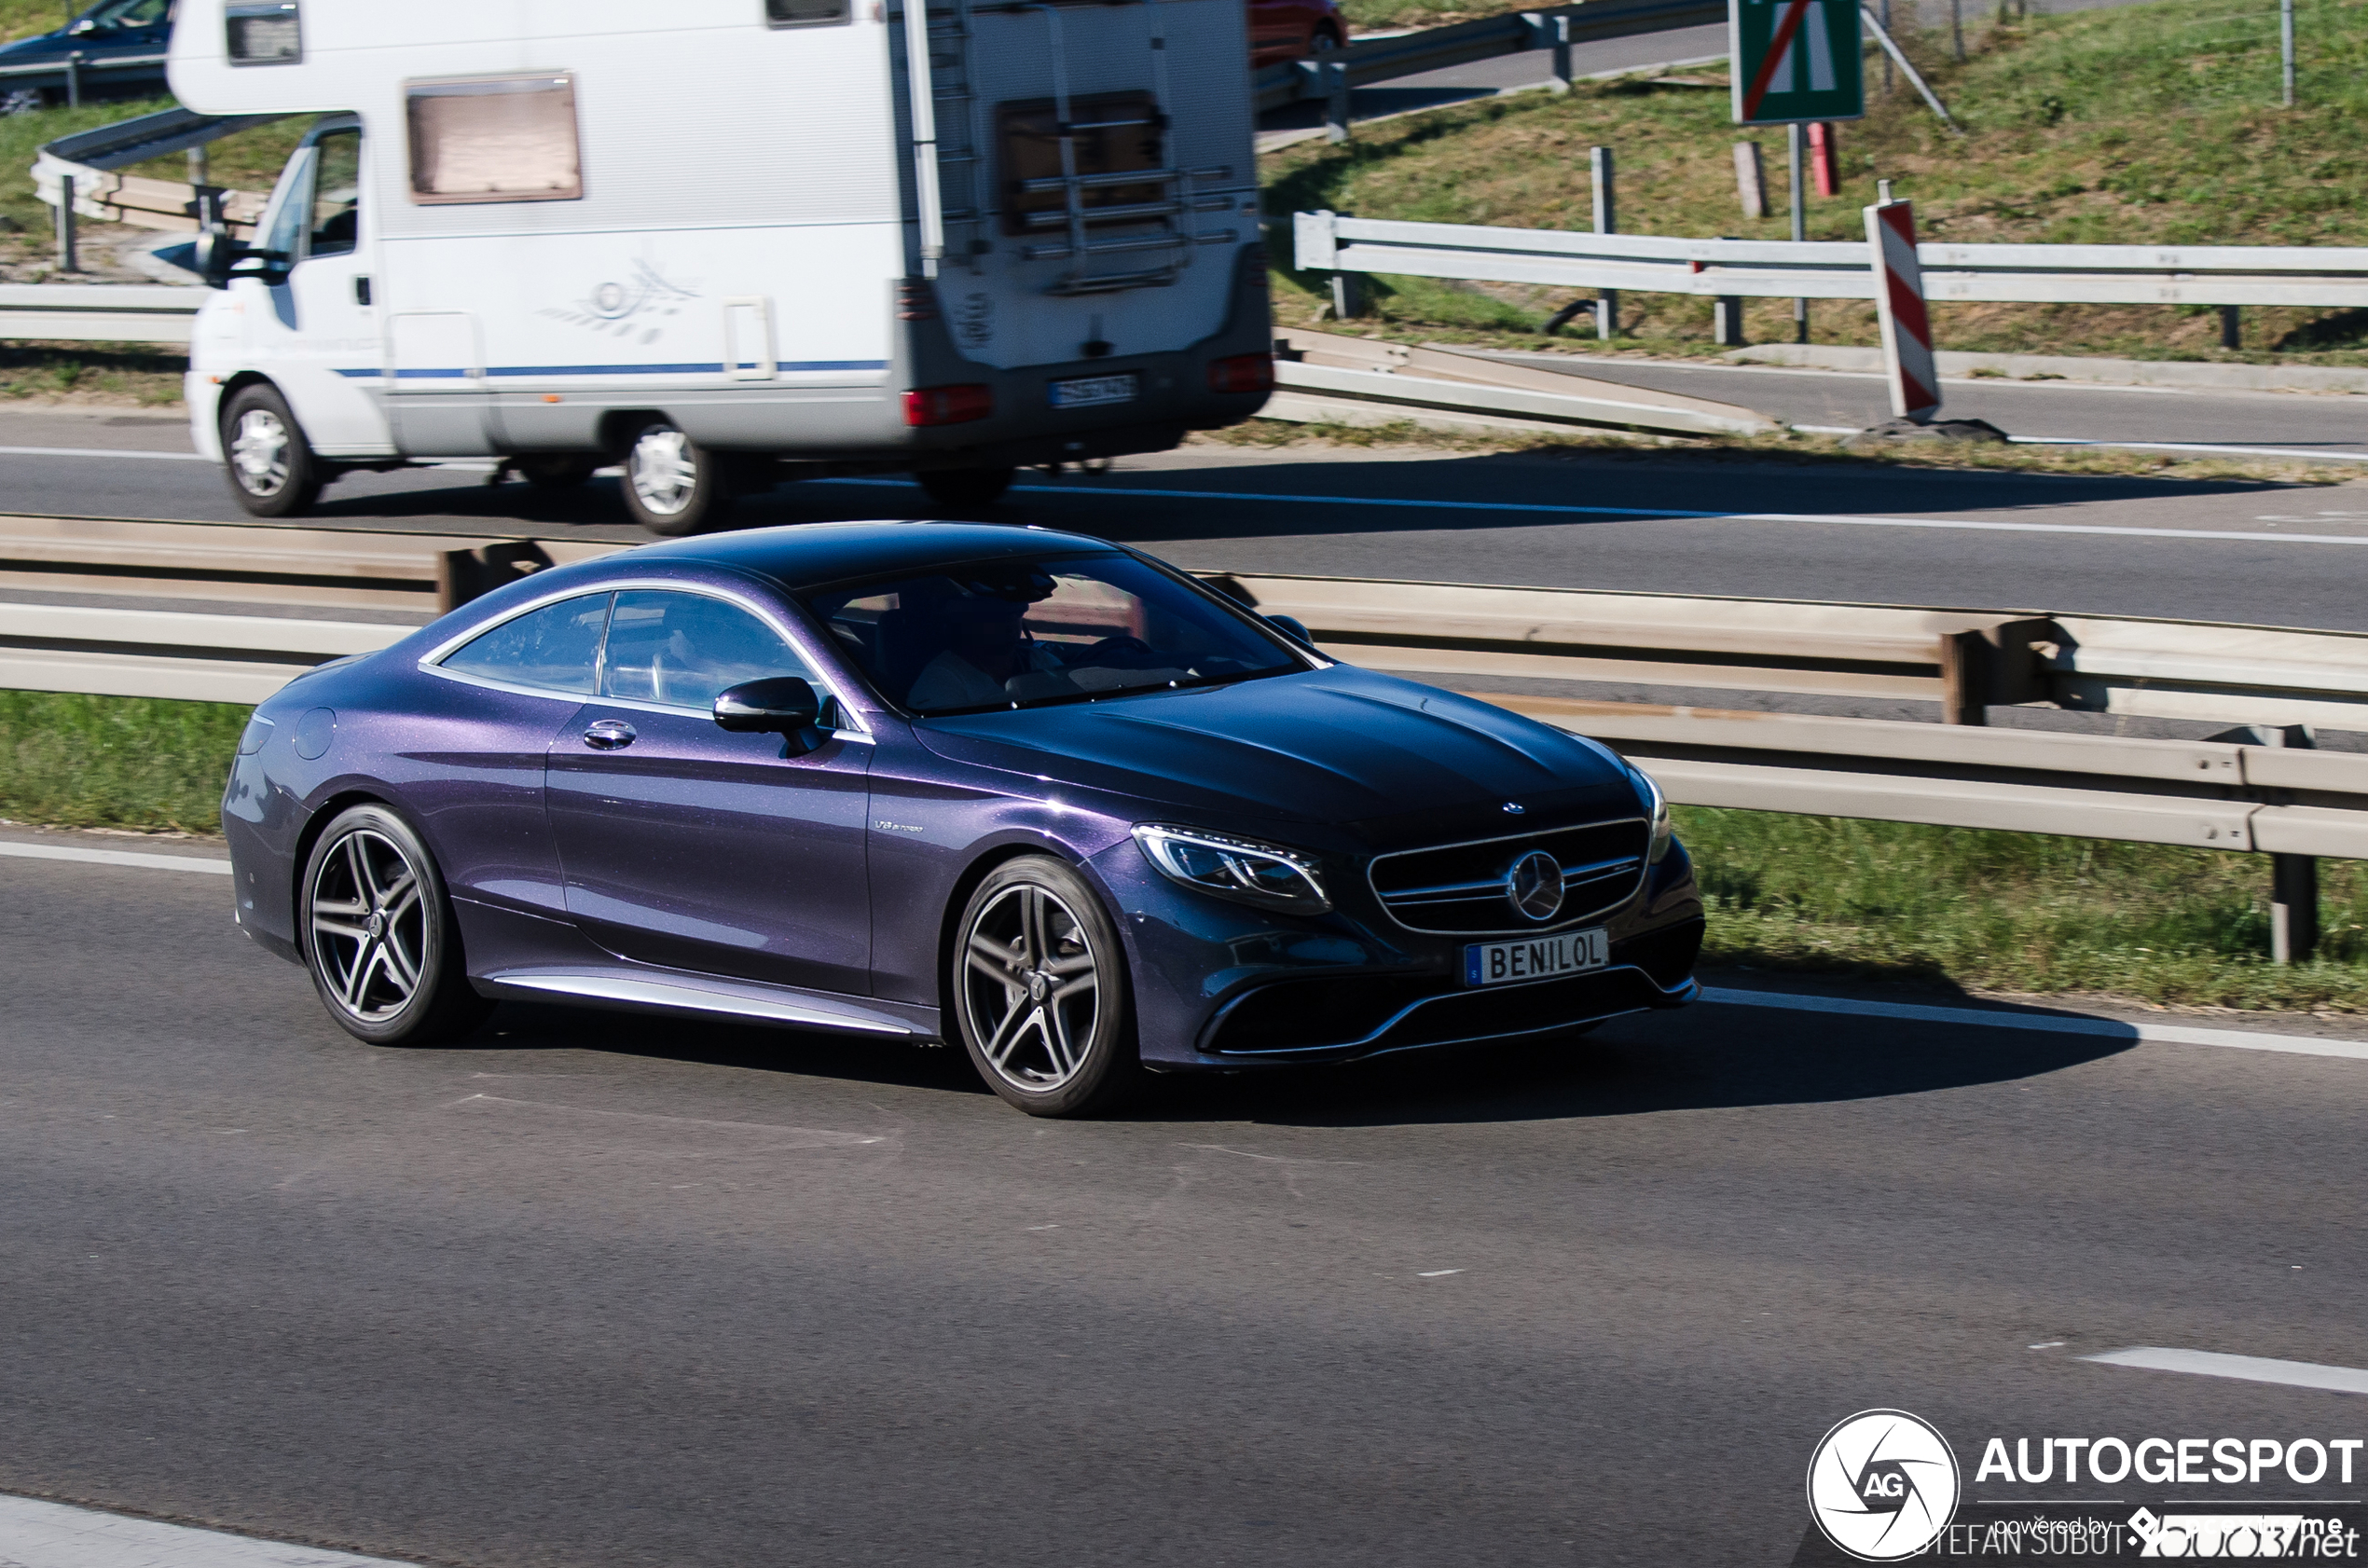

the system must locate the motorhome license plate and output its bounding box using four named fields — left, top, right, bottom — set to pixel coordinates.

left=1049, top=373, right=1138, bottom=408
left=1464, top=928, right=1608, bottom=987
